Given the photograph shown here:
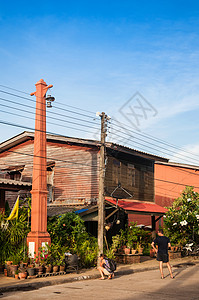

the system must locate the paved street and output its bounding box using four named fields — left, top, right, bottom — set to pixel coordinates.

left=1, top=263, right=198, bottom=300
